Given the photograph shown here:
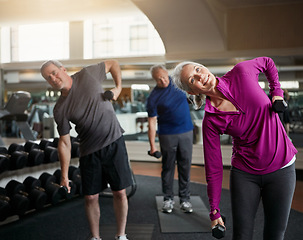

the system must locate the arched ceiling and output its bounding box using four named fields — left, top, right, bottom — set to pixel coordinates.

left=132, top=0, right=303, bottom=65
left=0, top=0, right=303, bottom=67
